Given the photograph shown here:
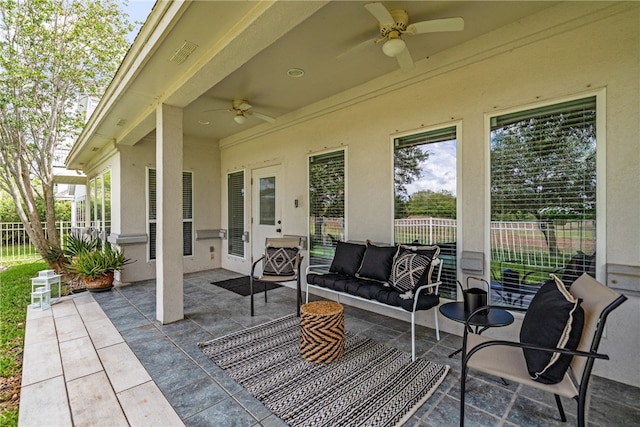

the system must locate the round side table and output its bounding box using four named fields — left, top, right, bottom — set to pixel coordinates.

left=439, top=301, right=514, bottom=357
left=300, top=301, right=344, bottom=363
